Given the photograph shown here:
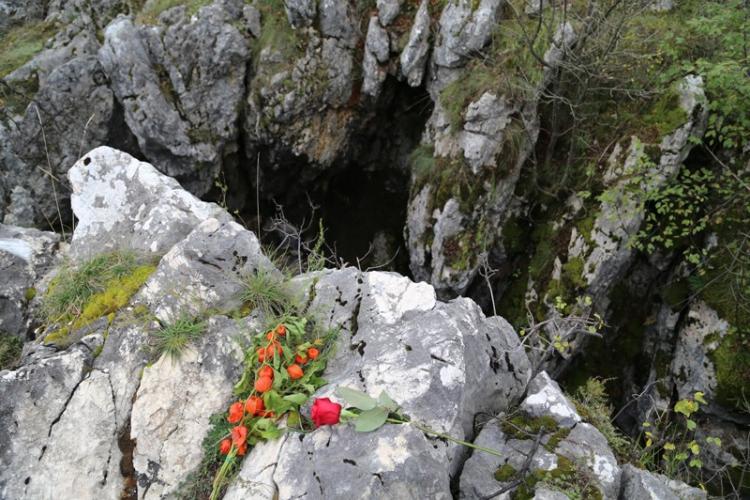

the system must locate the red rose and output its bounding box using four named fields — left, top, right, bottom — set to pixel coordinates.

left=310, top=397, right=342, bottom=427
left=227, top=402, right=244, bottom=423
left=219, top=438, right=231, bottom=455
left=231, top=425, right=248, bottom=447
